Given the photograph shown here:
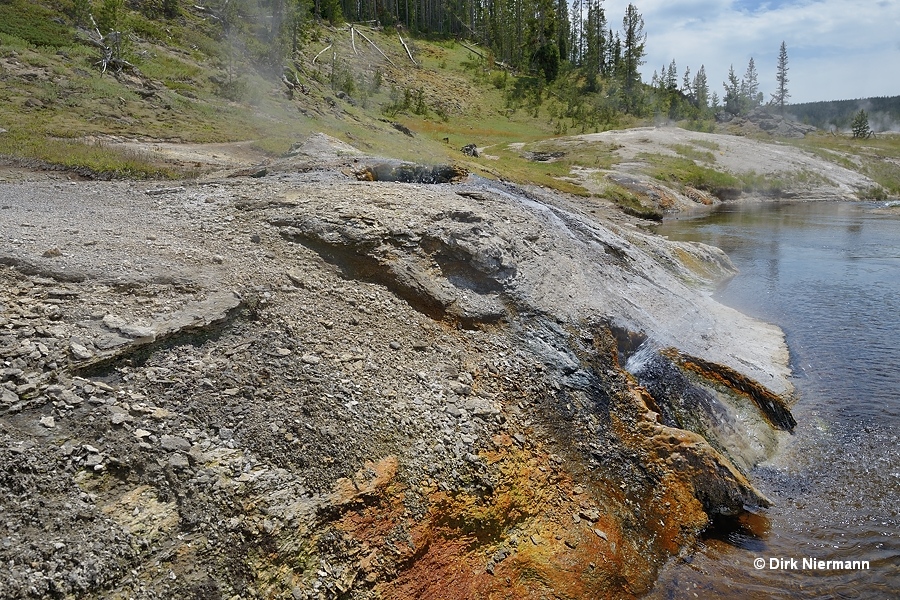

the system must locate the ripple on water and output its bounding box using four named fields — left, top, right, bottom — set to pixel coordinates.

left=649, top=202, right=900, bottom=599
